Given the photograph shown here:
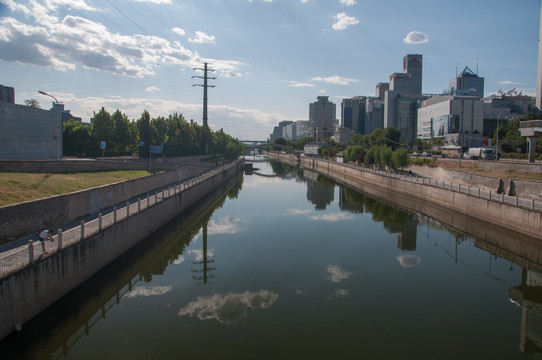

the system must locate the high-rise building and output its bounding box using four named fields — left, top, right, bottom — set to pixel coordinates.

left=389, top=54, right=423, bottom=95
left=0, top=85, right=15, bottom=104
left=366, top=97, right=385, bottom=133
left=384, top=54, right=424, bottom=143
left=449, top=66, right=484, bottom=98
left=341, top=96, right=366, bottom=134
left=309, top=96, right=336, bottom=140
left=375, top=83, right=389, bottom=100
